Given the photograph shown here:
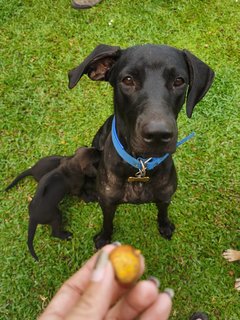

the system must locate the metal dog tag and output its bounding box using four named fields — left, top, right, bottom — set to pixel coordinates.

left=128, top=159, right=151, bottom=182
left=128, top=176, right=150, bottom=183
